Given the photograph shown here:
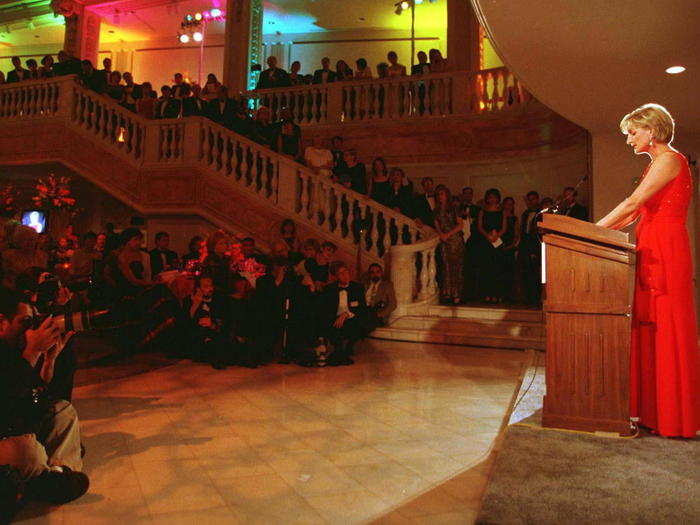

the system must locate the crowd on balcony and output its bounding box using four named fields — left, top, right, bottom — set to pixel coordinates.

left=254, top=49, right=448, bottom=89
